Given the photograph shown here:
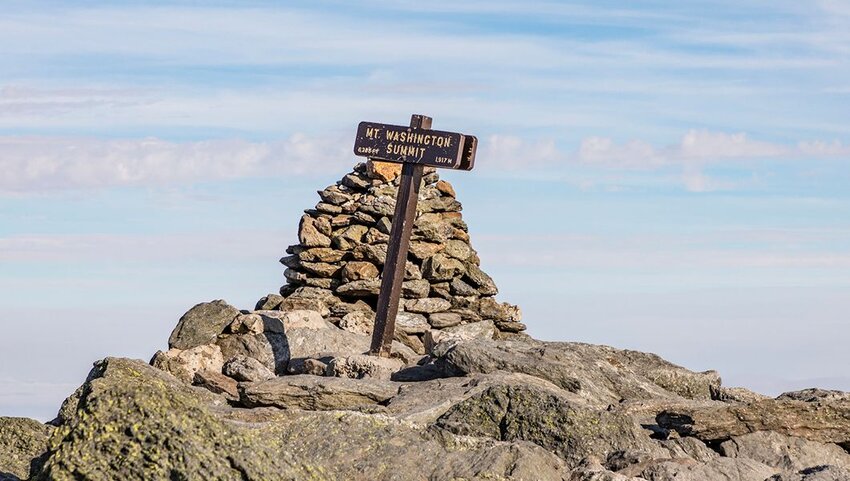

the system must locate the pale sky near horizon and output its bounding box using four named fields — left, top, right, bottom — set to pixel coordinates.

left=1, top=0, right=849, bottom=421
